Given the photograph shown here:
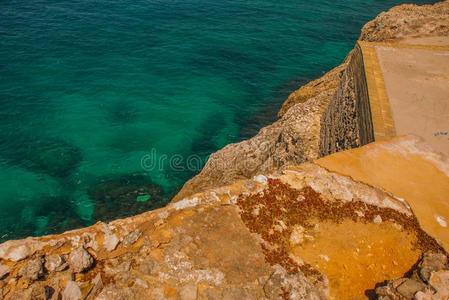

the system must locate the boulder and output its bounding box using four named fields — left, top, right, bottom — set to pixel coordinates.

left=123, top=230, right=141, bottom=246
left=396, top=279, right=426, bottom=298
left=19, top=256, right=45, bottom=281
left=45, top=254, right=68, bottom=272
left=69, top=247, right=94, bottom=273
left=419, top=252, right=448, bottom=283
left=62, top=281, right=81, bottom=300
